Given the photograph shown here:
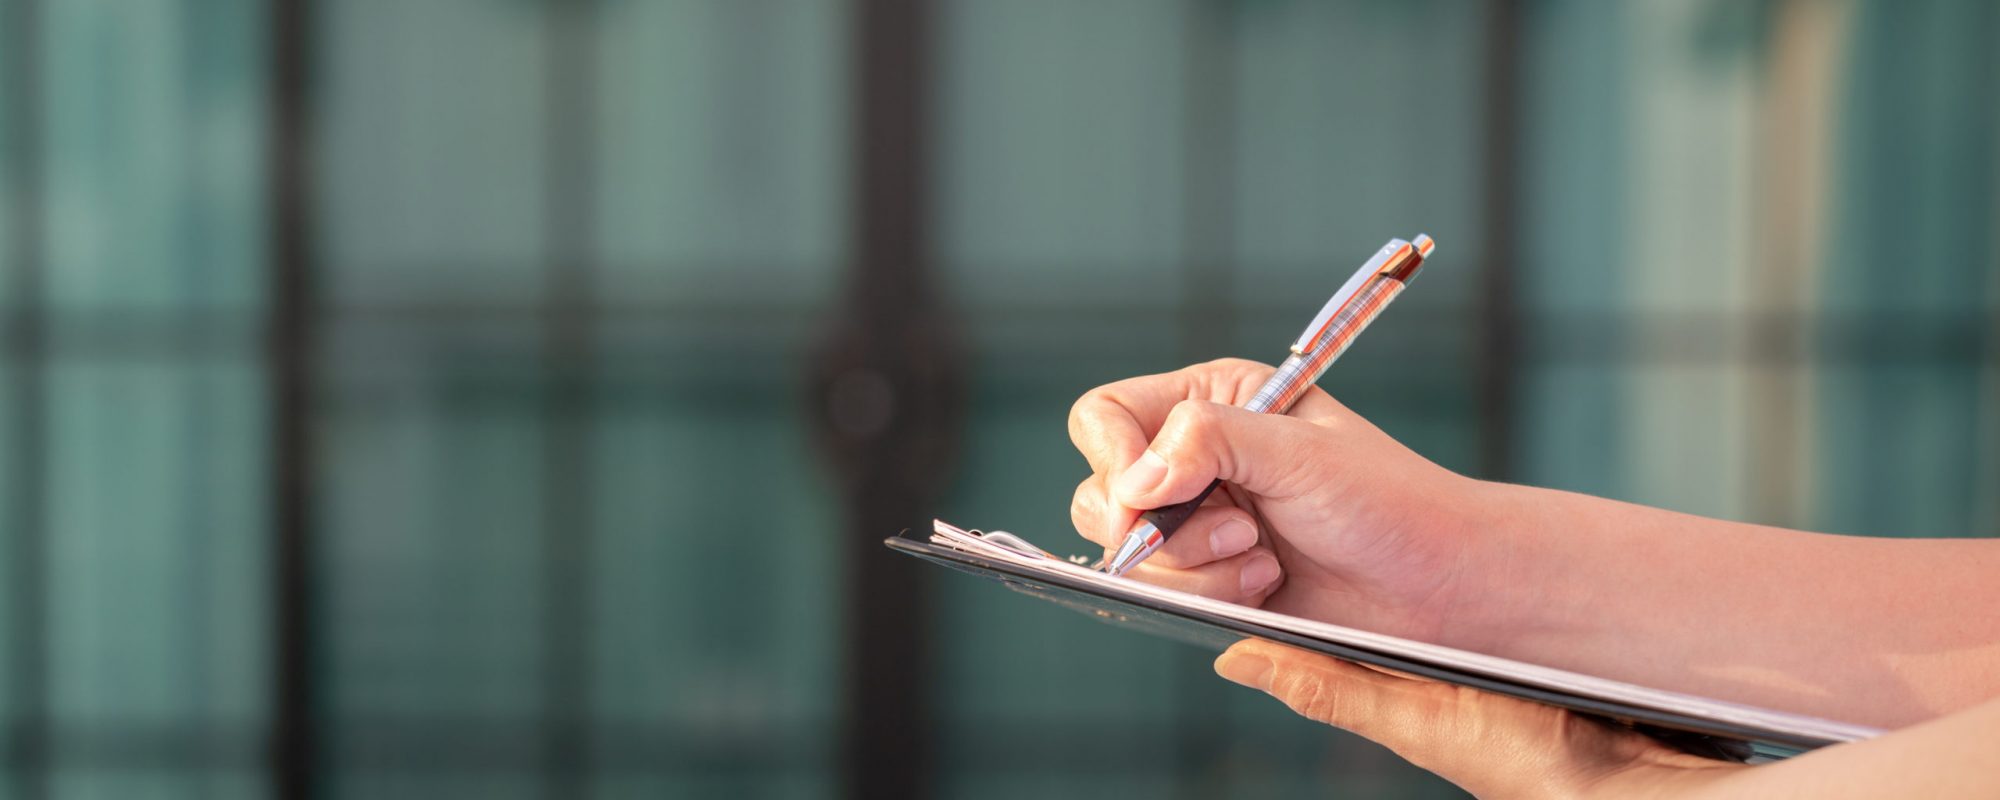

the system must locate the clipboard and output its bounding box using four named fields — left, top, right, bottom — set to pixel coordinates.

left=889, top=520, right=1883, bottom=762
